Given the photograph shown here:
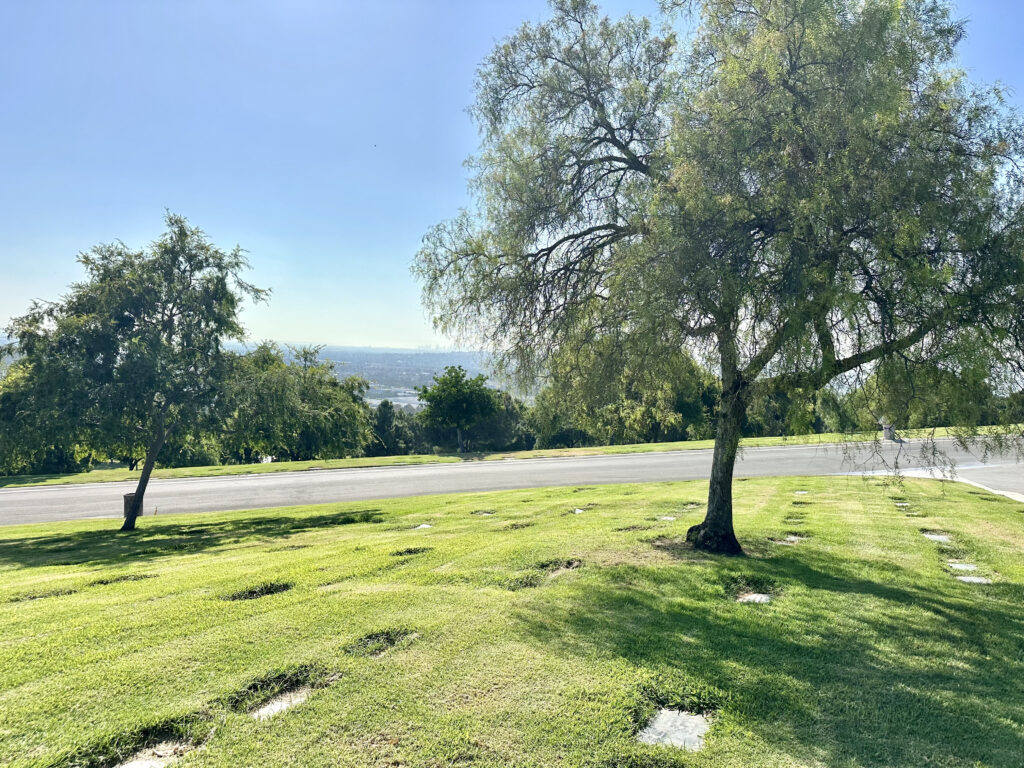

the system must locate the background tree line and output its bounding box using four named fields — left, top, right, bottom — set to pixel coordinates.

left=2, top=204, right=1021, bottom=537
left=5, top=338, right=1023, bottom=479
